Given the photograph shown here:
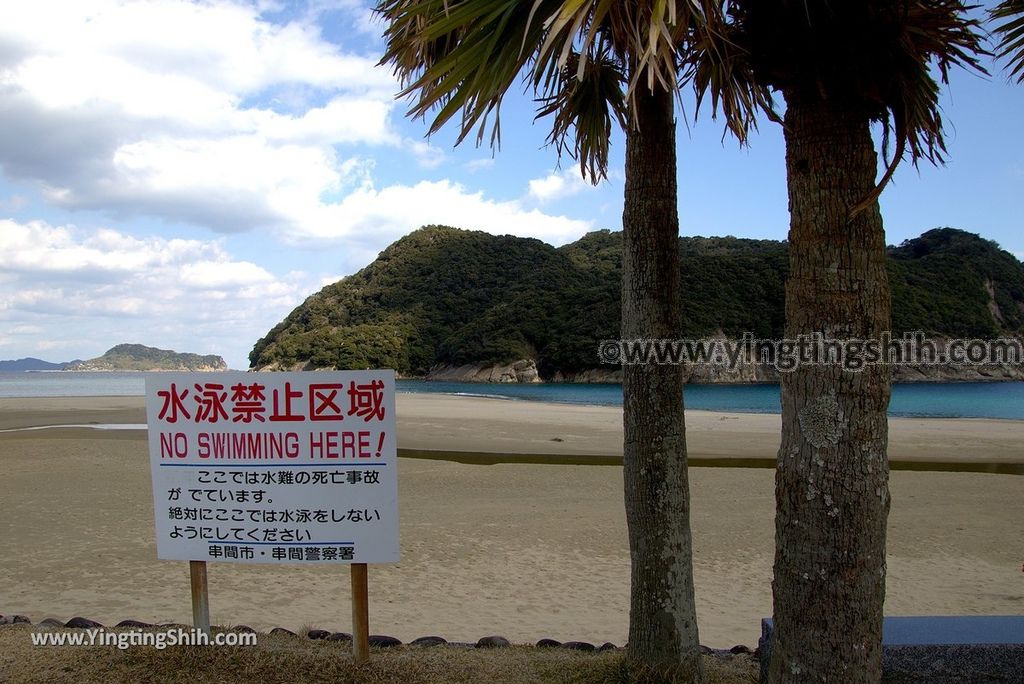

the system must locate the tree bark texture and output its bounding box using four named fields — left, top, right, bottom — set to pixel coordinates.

left=622, top=85, right=703, bottom=682
left=769, top=92, right=893, bottom=682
